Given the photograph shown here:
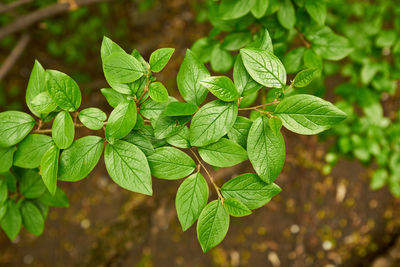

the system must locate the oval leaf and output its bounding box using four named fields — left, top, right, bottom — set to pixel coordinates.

left=79, top=108, right=107, bottom=130
left=200, top=76, right=239, bottom=102
left=198, top=138, right=248, bottom=167
left=223, top=198, right=252, bottom=217
left=46, top=70, right=81, bottom=112
left=52, top=111, right=75, bottom=149
left=14, top=134, right=53, bottom=169
left=149, top=82, right=169, bottom=103
left=0, top=111, right=35, bottom=148
left=40, top=145, right=59, bottom=195
left=103, top=52, right=145, bottom=83
left=149, top=48, right=175, bottom=73
left=105, top=101, right=137, bottom=141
